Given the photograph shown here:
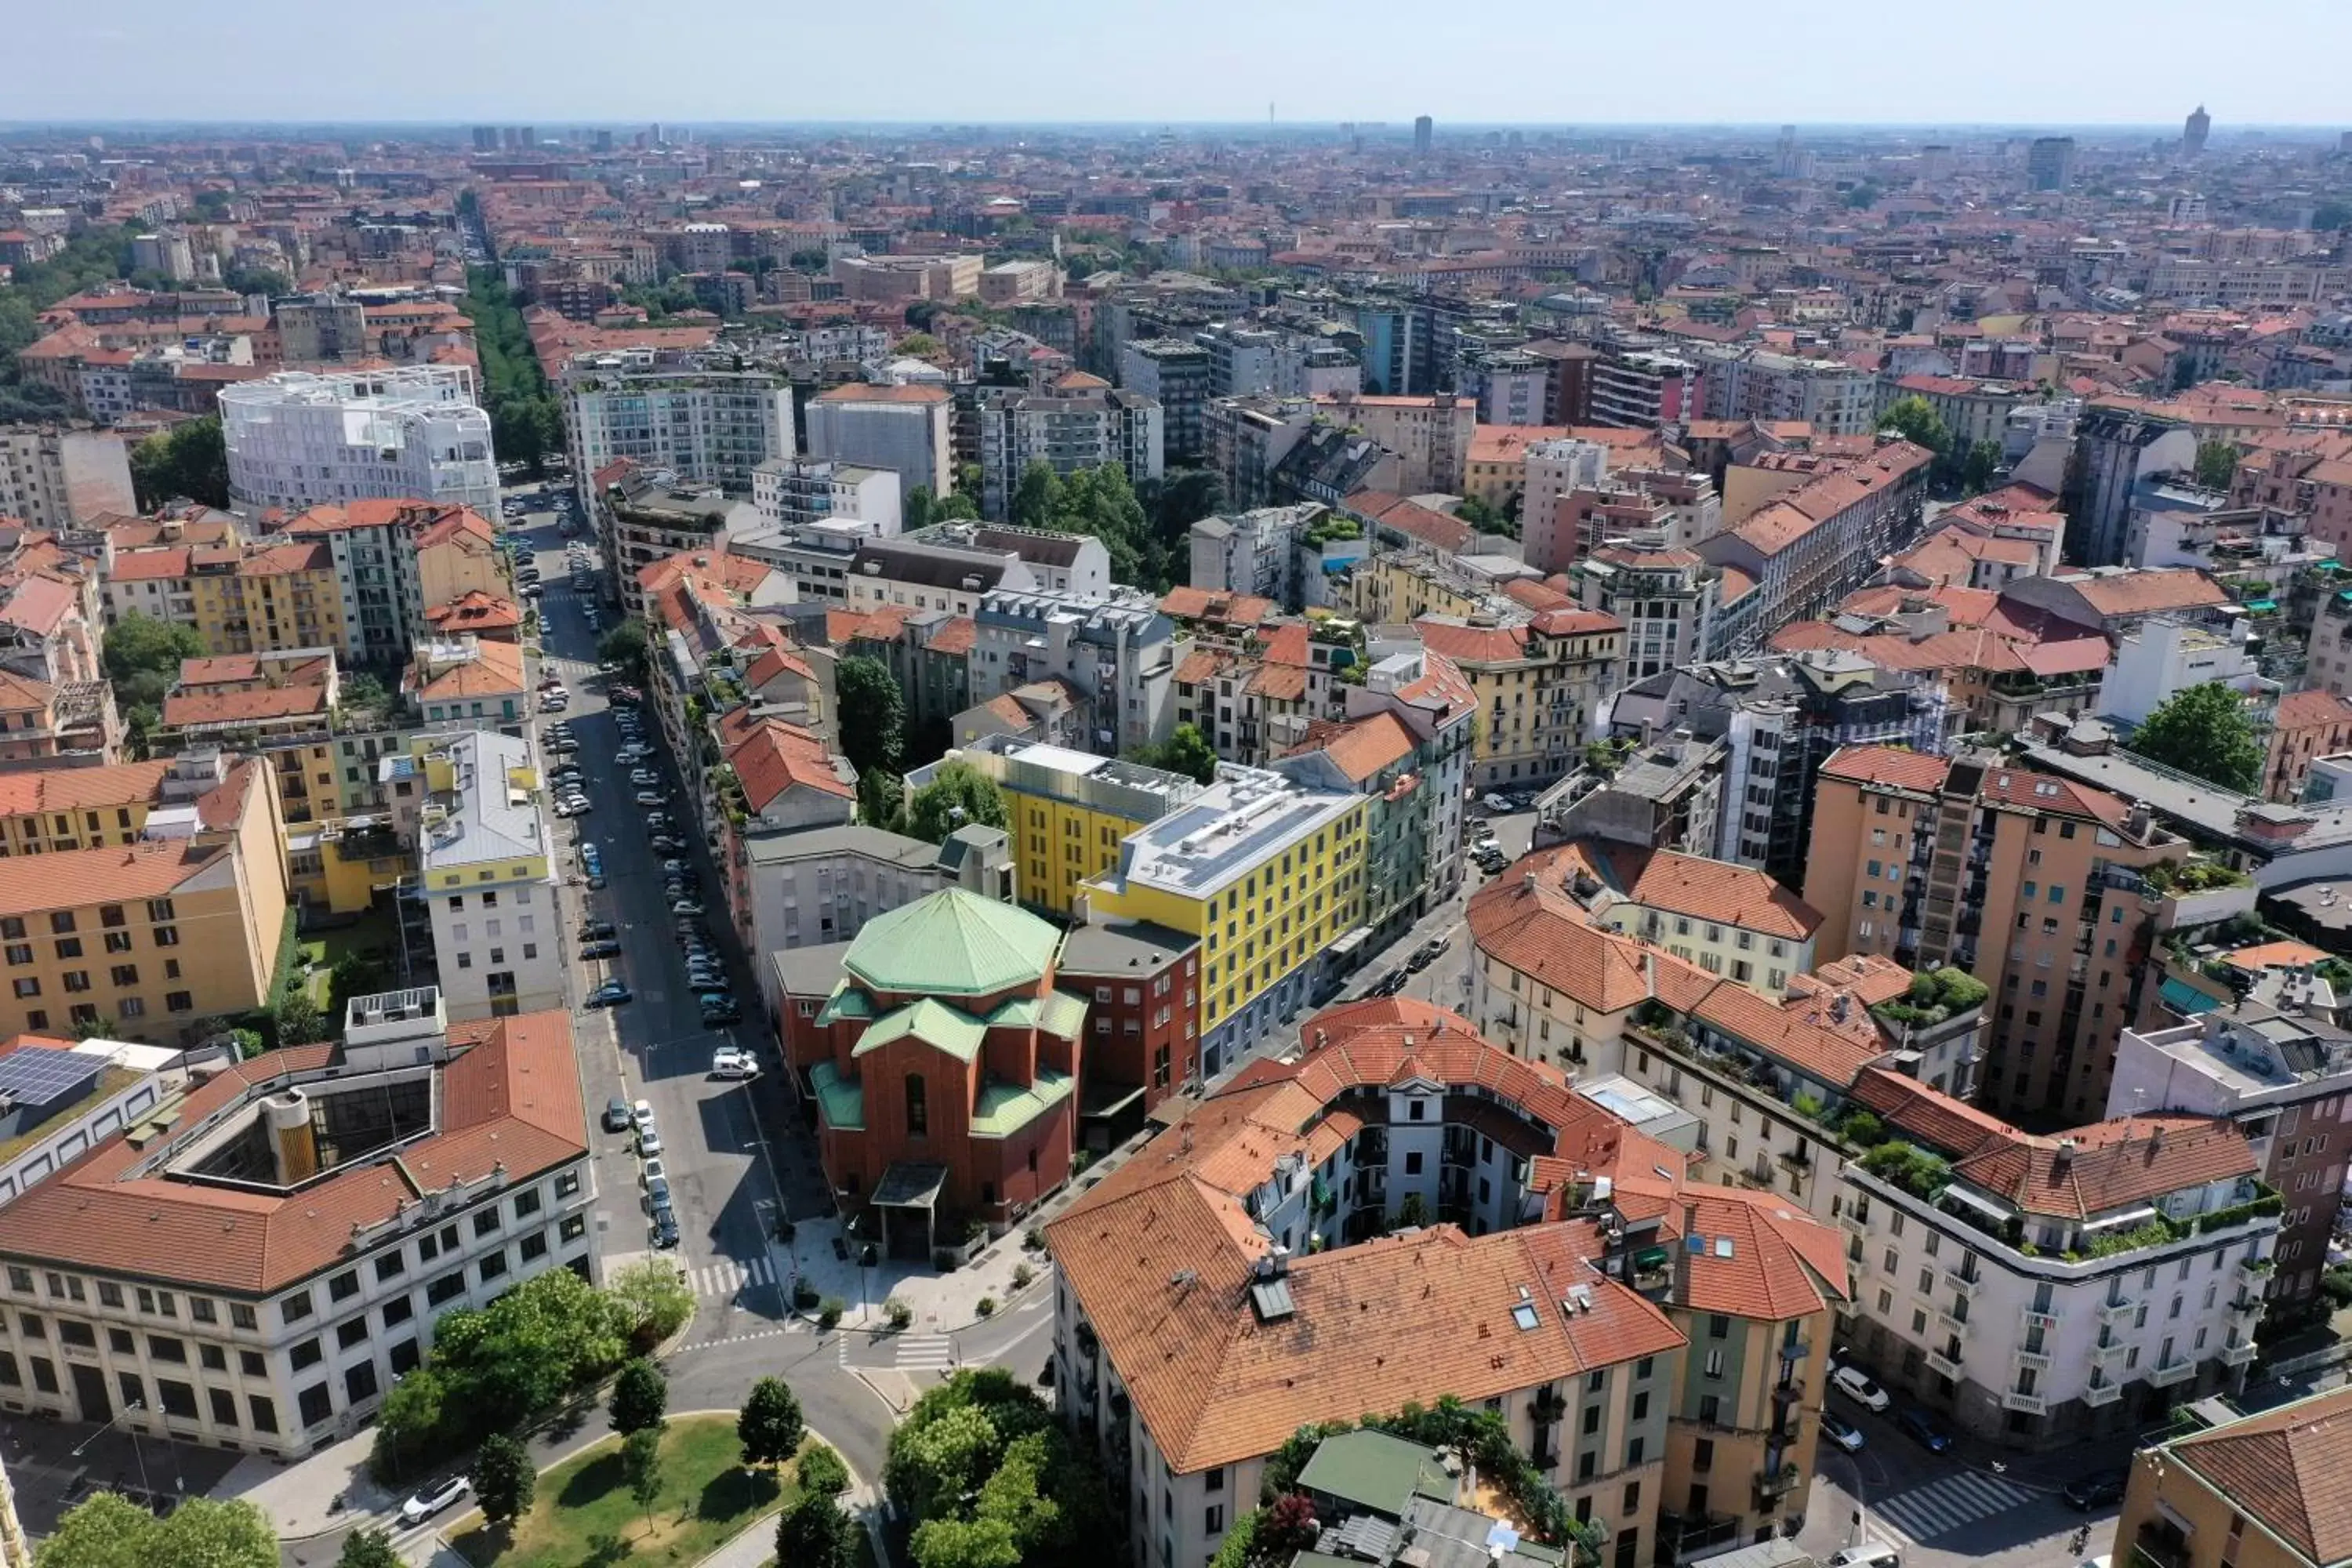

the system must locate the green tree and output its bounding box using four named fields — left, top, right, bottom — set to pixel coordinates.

left=778, top=1492, right=856, bottom=1568
left=904, top=485, right=939, bottom=531
left=372, top=1365, right=452, bottom=1479
left=912, top=1514, right=1022, bottom=1568
left=470, top=1432, right=536, bottom=1527
left=2132, top=681, right=2263, bottom=792
left=1149, top=468, right=1225, bottom=547
left=2196, top=438, right=2240, bottom=491
left=272, top=989, right=326, bottom=1048
left=905, top=760, right=1009, bottom=844
left=596, top=619, right=648, bottom=670
left=889, top=1403, right=1002, bottom=1524
left=609, top=1357, right=668, bottom=1435
left=339, top=670, right=390, bottom=712
left=1878, top=394, right=1951, bottom=456
left=798, top=1441, right=851, bottom=1496
left=858, top=768, right=905, bottom=832
left=895, top=332, right=942, bottom=358
left=221, top=267, right=292, bottom=297
left=936, top=488, right=981, bottom=521
left=1134, top=723, right=1218, bottom=786
left=335, top=1527, right=403, bottom=1568
left=606, top=1257, right=694, bottom=1345
left=835, top=655, right=906, bottom=780
left=1012, top=459, right=1062, bottom=529
left=739, top=1375, right=807, bottom=1467
left=102, top=612, right=205, bottom=715
left=127, top=416, right=230, bottom=510
left=622, top=1427, right=665, bottom=1532
left=38, top=1492, right=278, bottom=1568
left=1961, top=439, right=2002, bottom=493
